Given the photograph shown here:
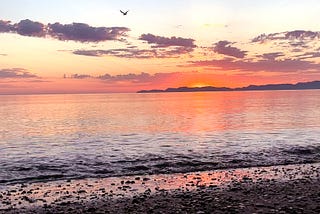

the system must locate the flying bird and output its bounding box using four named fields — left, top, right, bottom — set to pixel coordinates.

left=120, top=10, right=129, bottom=15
